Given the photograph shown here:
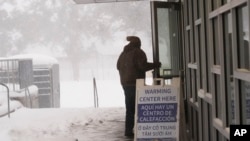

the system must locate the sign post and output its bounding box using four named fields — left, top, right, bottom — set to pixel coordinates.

left=135, top=78, right=180, bottom=141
